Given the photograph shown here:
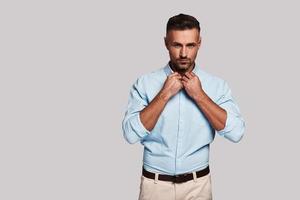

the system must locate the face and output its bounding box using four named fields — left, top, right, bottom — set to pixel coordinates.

left=164, top=28, right=201, bottom=73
